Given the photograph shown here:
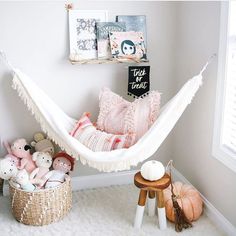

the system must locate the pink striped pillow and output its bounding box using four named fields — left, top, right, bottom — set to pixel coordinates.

left=70, top=113, right=135, bottom=151
left=97, top=88, right=161, bottom=143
